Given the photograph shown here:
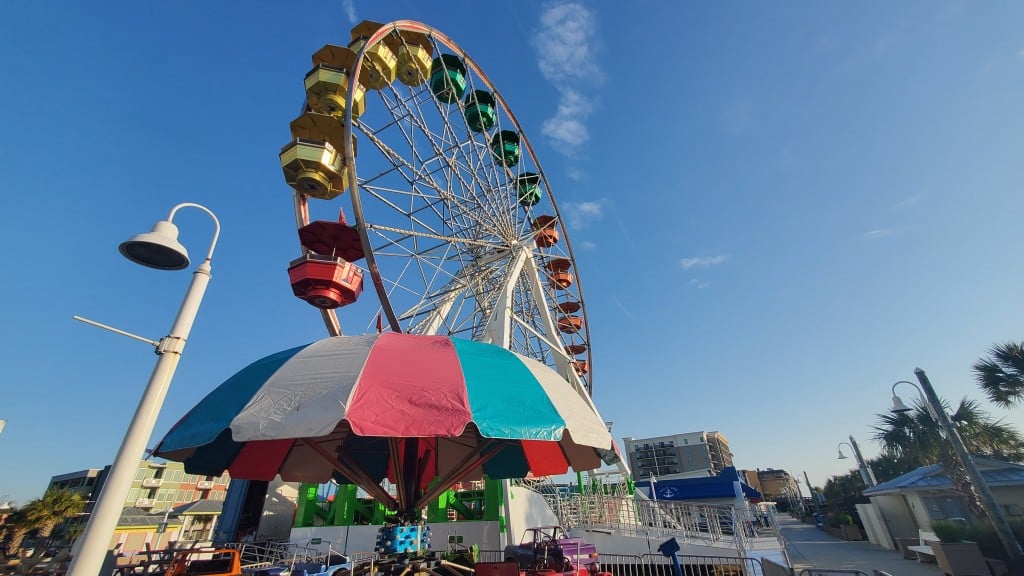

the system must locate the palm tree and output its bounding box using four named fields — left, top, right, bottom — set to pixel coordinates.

left=22, top=489, right=84, bottom=545
left=872, top=397, right=1024, bottom=518
left=0, top=508, right=30, bottom=557
left=973, top=342, right=1024, bottom=408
